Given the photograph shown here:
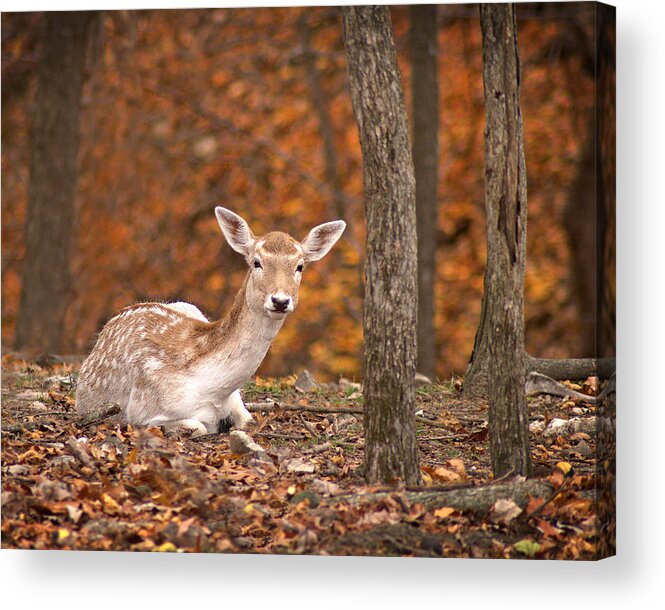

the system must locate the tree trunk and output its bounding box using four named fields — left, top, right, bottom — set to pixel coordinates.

left=467, top=4, right=532, bottom=478
left=564, top=111, right=597, bottom=357
left=297, top=12, right=345, bottom=220
left=410, top=5, right=440, bottom=381
left=343, top=6, right=421, bottom=486
left=14, top=11, right=96, bottom=353
left=595, top=1, right=616, bottom=560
